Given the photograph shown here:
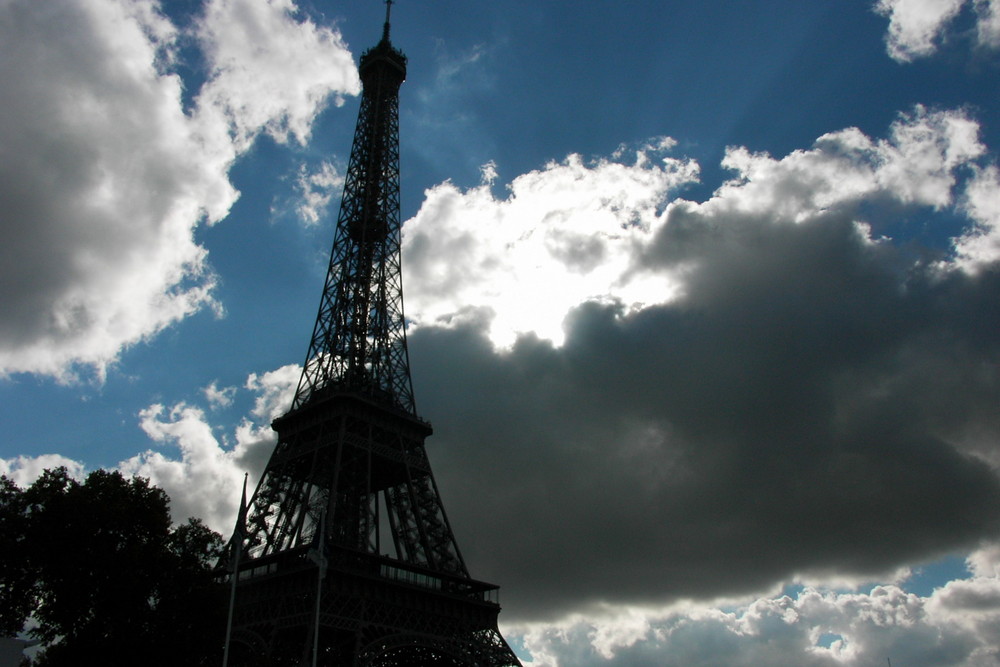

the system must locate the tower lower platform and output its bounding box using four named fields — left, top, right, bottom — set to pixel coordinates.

left=227, top=546, right=518, bottom=666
